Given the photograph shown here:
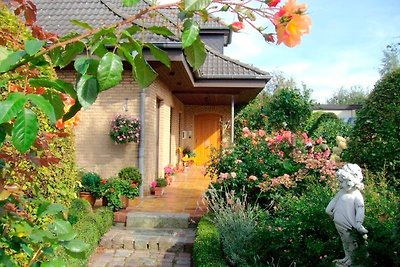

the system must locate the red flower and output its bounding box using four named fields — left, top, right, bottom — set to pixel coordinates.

left=267, top=0, right=281, bottom=7
left=230, top=21, right=245, bottom=32
left=101, top=179, right=107, bottom=184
